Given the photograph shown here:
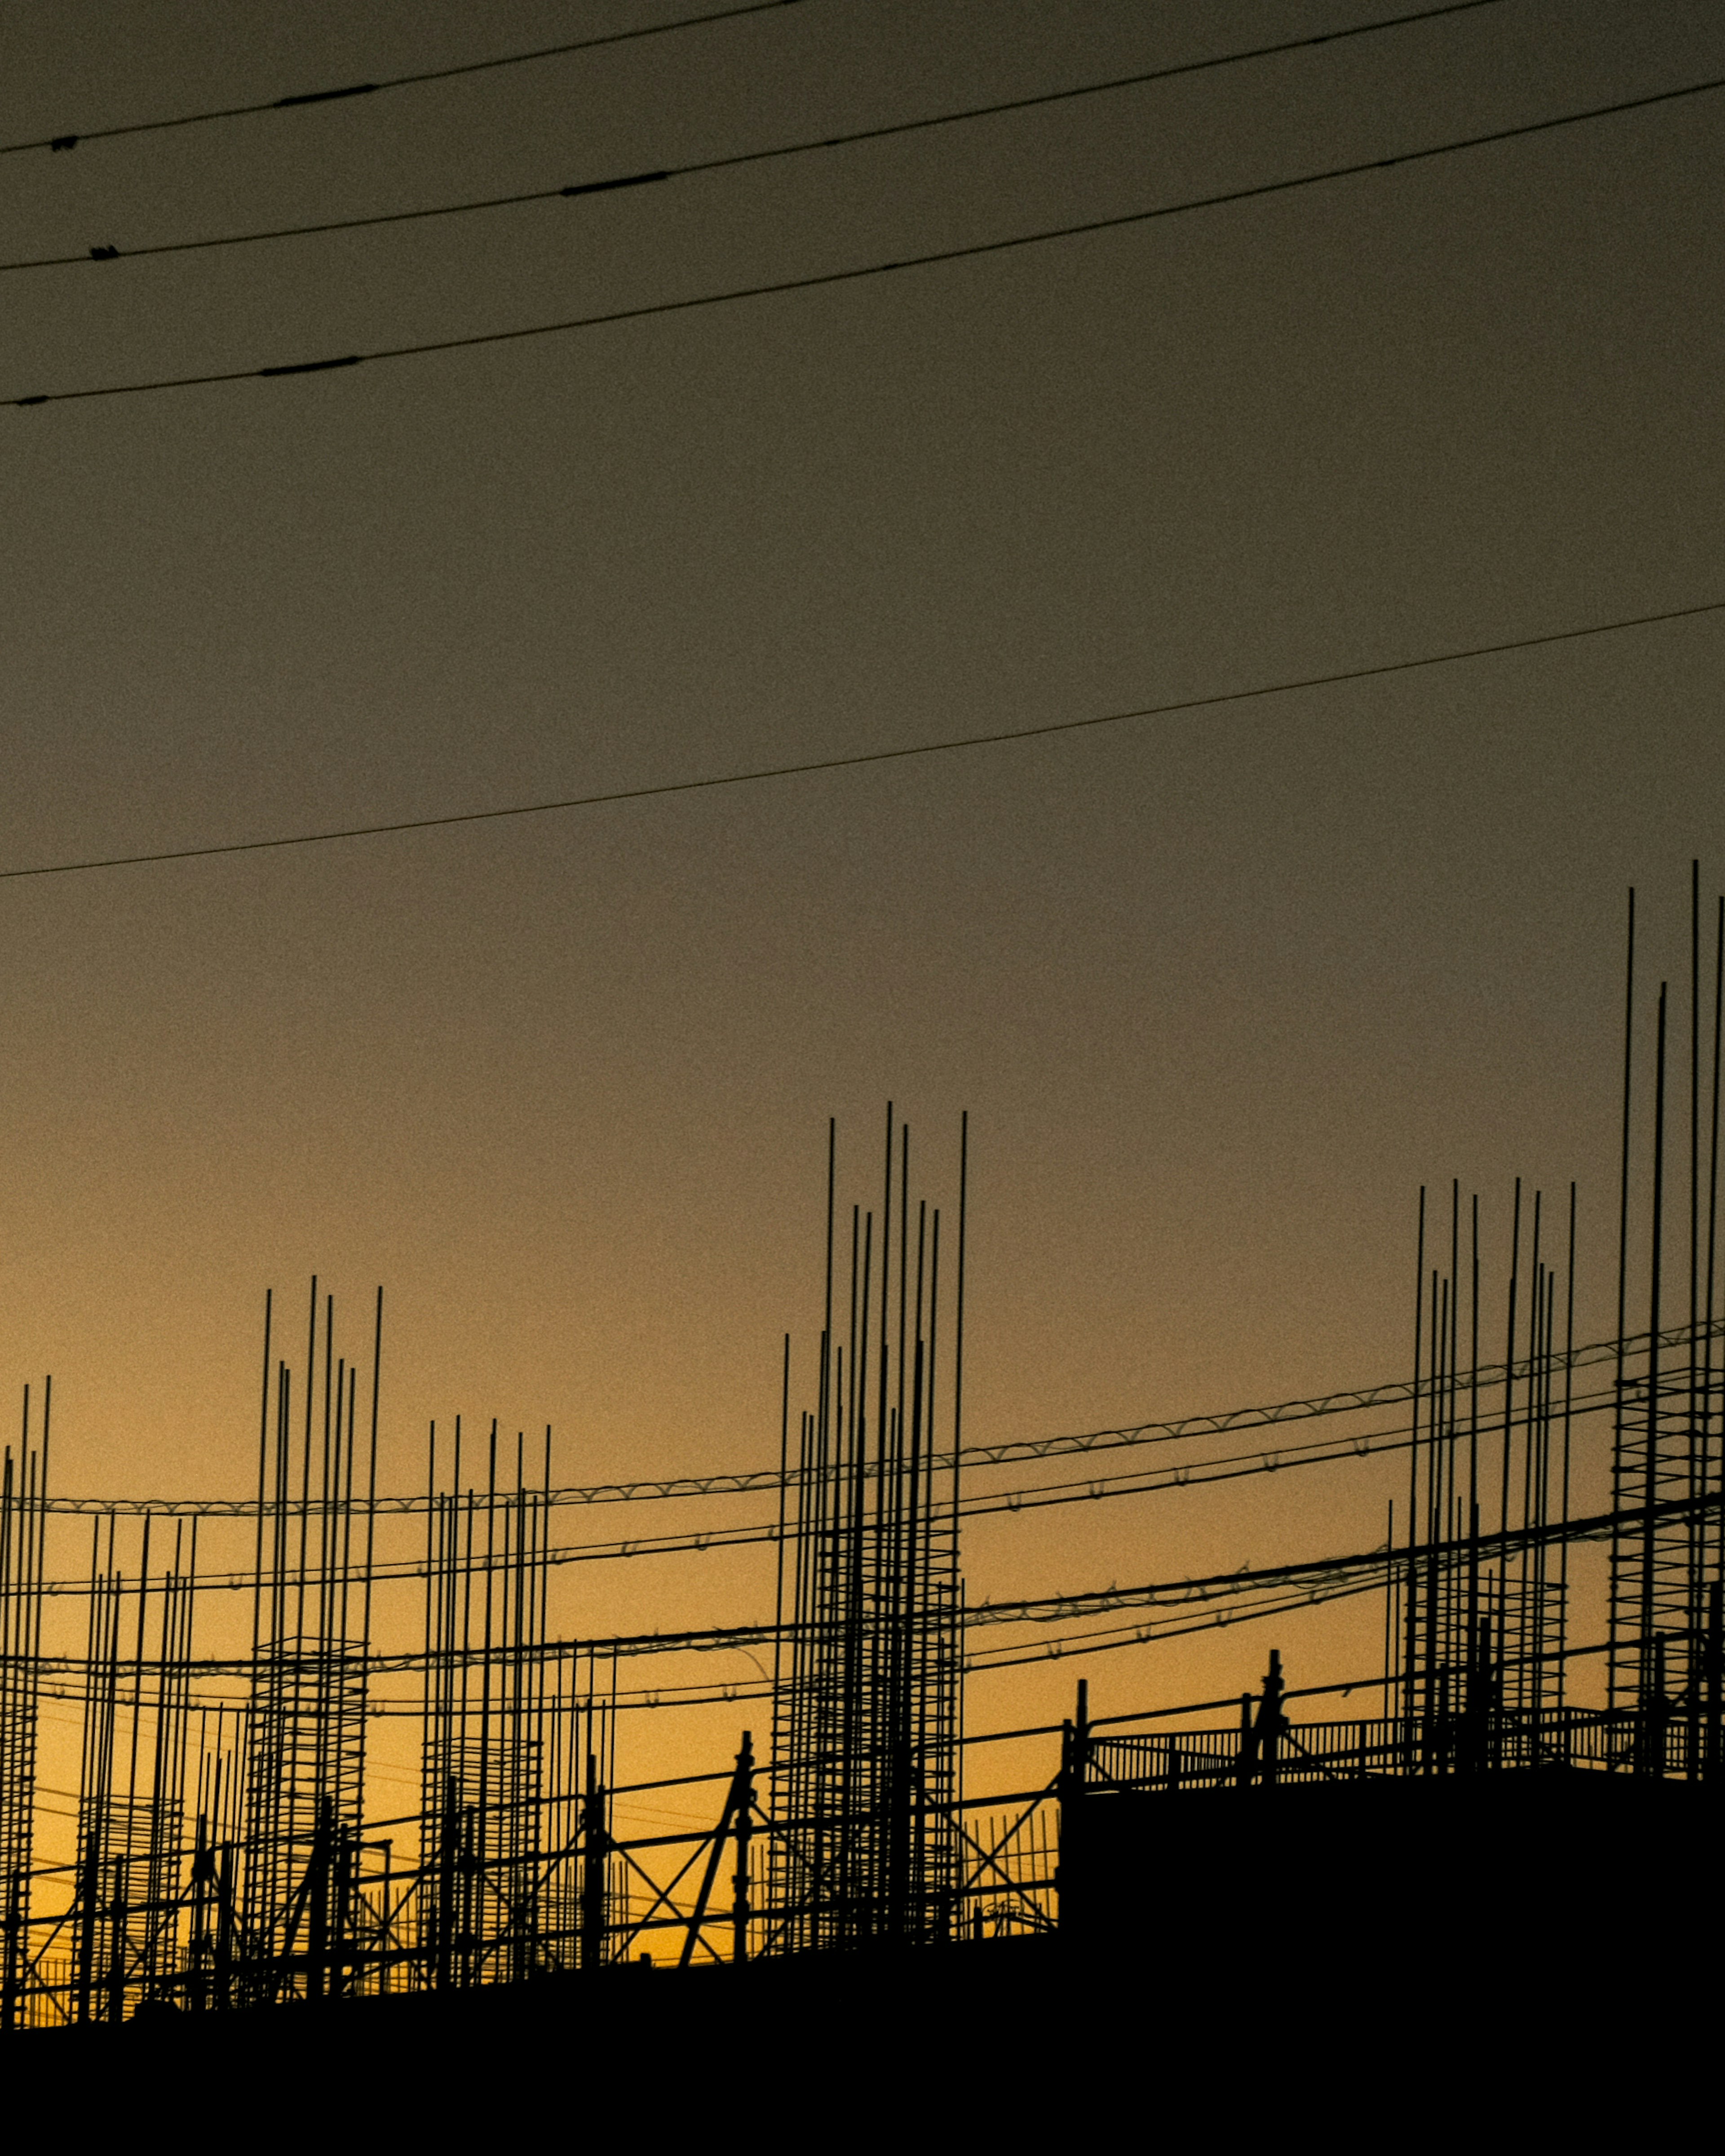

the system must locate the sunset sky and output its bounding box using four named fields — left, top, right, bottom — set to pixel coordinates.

left=3, top=0, right=1723, bottom=1805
